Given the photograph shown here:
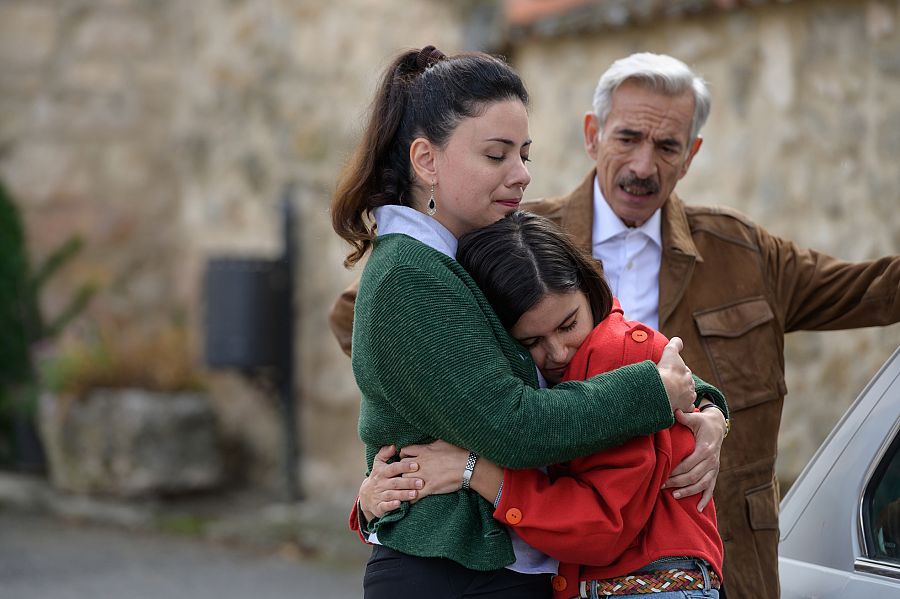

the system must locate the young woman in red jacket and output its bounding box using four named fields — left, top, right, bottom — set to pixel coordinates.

left=356, top=211, right=728, bottom=599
